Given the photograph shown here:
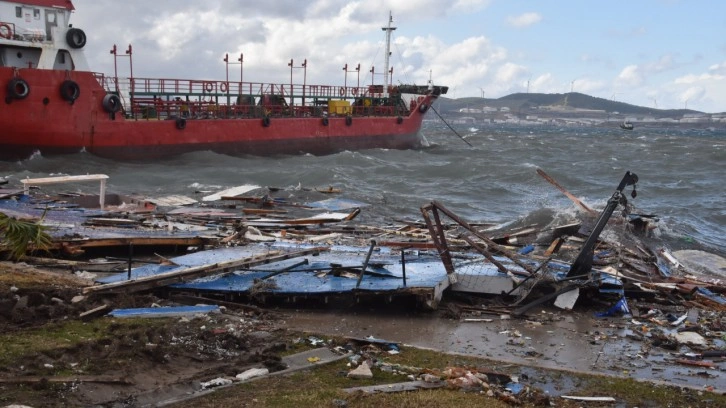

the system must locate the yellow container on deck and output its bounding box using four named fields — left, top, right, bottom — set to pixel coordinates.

left=328, top=100, right=351, bottom=115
